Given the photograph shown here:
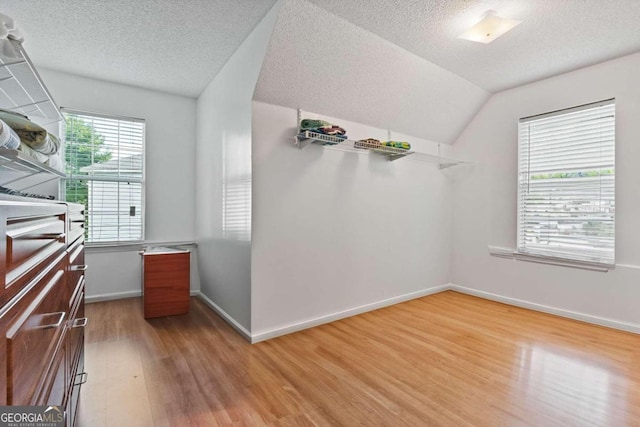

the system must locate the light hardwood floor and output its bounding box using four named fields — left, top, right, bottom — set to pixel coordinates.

left=78, top=291, right=640, bottom=426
